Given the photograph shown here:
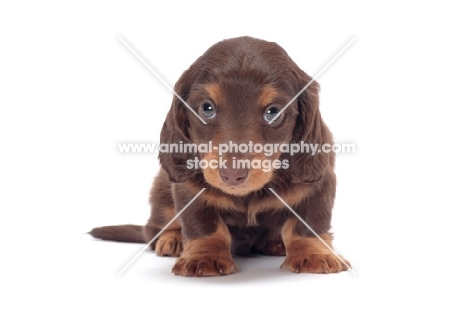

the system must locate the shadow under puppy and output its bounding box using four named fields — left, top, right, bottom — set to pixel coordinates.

left=90, top=36, right=350, bottom=276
